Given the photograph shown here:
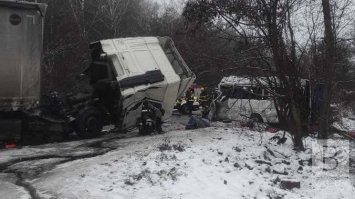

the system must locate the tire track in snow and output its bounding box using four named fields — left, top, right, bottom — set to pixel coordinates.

left=0, top=135, right=129, bottom=199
